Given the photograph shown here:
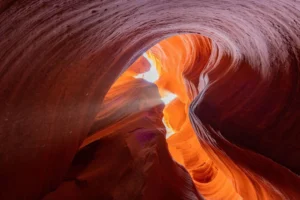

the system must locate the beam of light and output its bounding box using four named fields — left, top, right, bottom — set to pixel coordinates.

left=134, top=53, right=177, bottom=138
left=134, top=54, right=177, bottom=105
